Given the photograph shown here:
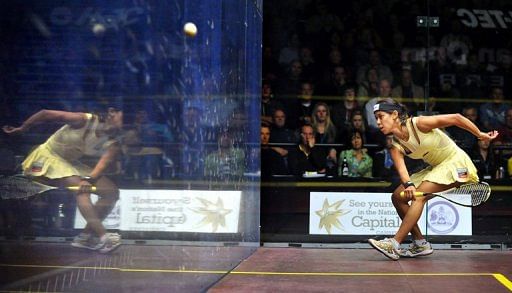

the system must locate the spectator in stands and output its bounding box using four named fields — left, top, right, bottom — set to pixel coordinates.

left=288, top=124, right=326, bottom=177
left=320, top=48, right=349, bottom=87
left=338, top=129, right=373, bottom=178
left=479, top=87, right=510, bottom=131
left=373, top=135, right=399, bottom=182
left=270, top=109, right=296, bottom=144
left=344, top=110, right=364, bottom=141
left=311, top=102, right=337, bottom=144
left=278, top=33, right=300, bottom=67
left=392, top=68, right=424, bottom=115
left=365, top=79, right=393, bottom=131
left=469, top=139, right=496, bottom=181
left=459, top=52, right=485, bottom=100
left=299, top=46, right=319, bottom=82
left=494, top=51, right=512, bottom=96
left=204, top=130, right=245, bottom=182
left=277, top=59, right=304, bottom=98
left=122, top=109, right=171, bottom=181
left=356, top=49, right=393, bottom=85
left=263, top=46, right=281, bottom=83
left=261, top=125, right=290, bottom=177
left=331, top=85, right=361, bottom=131
left=287, top=81, right=316, bottom=129
left=261, top=81, right=283, bottom=127
left=495, top=108, right=512, bottom=145
left=357, top=67, right=380, bottom=100
left=228, top=108, right=251, bottom=147
left=446, top=105, right=480, bottom=152
left=318, top=65, right=350, bottom=97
